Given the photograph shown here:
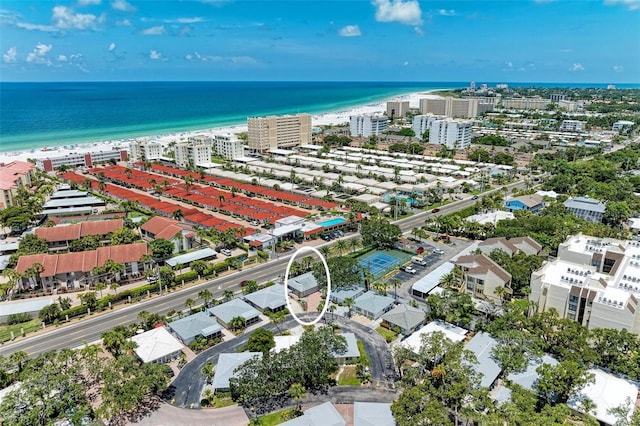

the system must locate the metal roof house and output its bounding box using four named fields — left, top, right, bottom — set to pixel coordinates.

left=493, top=355, right=559, bottom=405
left=129, top=327, right=184, bottom=364
left=400, top=320, right=468, bottom=354
left=280, top=402, right=346, bottom=426
left=332, top=332, right=360, bottom=364
left=243, top=284, right=287, bottom=313
left=381, top=303, right=426, bottom=335
left=354, top=402, right=394, bottom=426
left=212, top=352, right=262, bottom=392
left=563, top=196, right=606, bottom=223
left=464, top=332, right=502, bottom=389
left=165, top=248, right=217, bottom=268
left=330, top=286, right=366, bottom=304
left=208, top=298, right=261, bottom=329
left=167, top=311, right=223, bottom=345
left=411, top=262, right=455, bottom=300
left=352, top=291, right=396, bottom=319
left=287, top=272, right=320, bottom=298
